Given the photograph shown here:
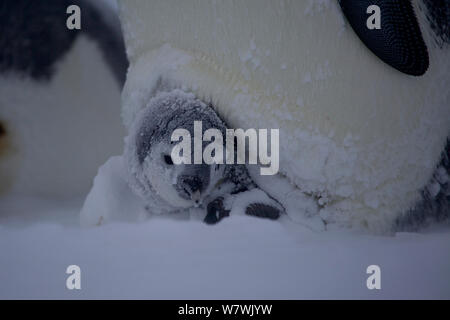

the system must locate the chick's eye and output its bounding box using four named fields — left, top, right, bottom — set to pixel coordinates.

left=164, top=154, right=174, bottom=165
